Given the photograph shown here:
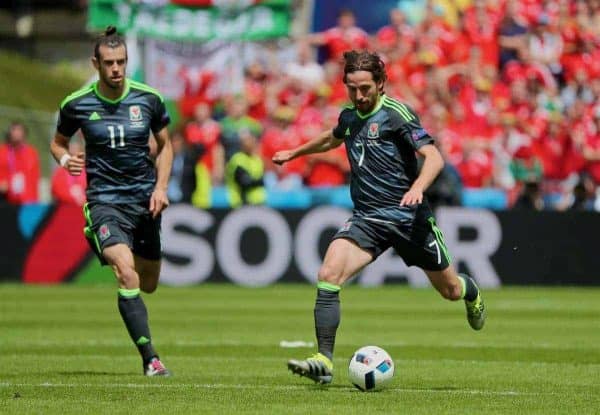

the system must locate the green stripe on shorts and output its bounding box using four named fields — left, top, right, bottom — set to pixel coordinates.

left=83, top=203, right=101, bottom=254
left=428, top=217, right=451, bottom=264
